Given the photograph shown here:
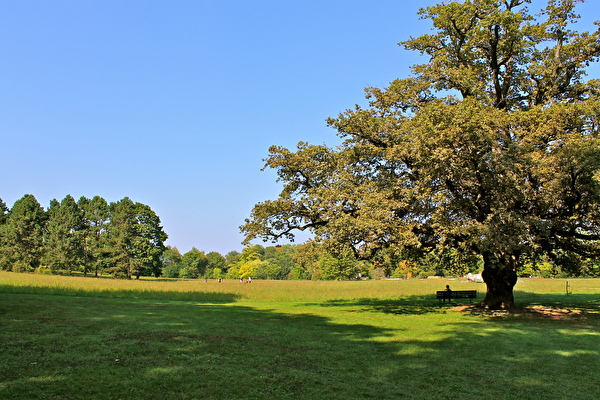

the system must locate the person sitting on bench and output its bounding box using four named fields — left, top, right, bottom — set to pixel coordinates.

left=443, top=285, right=452, bottom=302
